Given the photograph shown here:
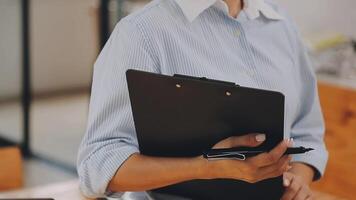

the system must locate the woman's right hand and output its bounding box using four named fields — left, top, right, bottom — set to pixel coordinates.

left=108, top=133, right=291, bottom=192
left=203, top=134, right=292, bottom=183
